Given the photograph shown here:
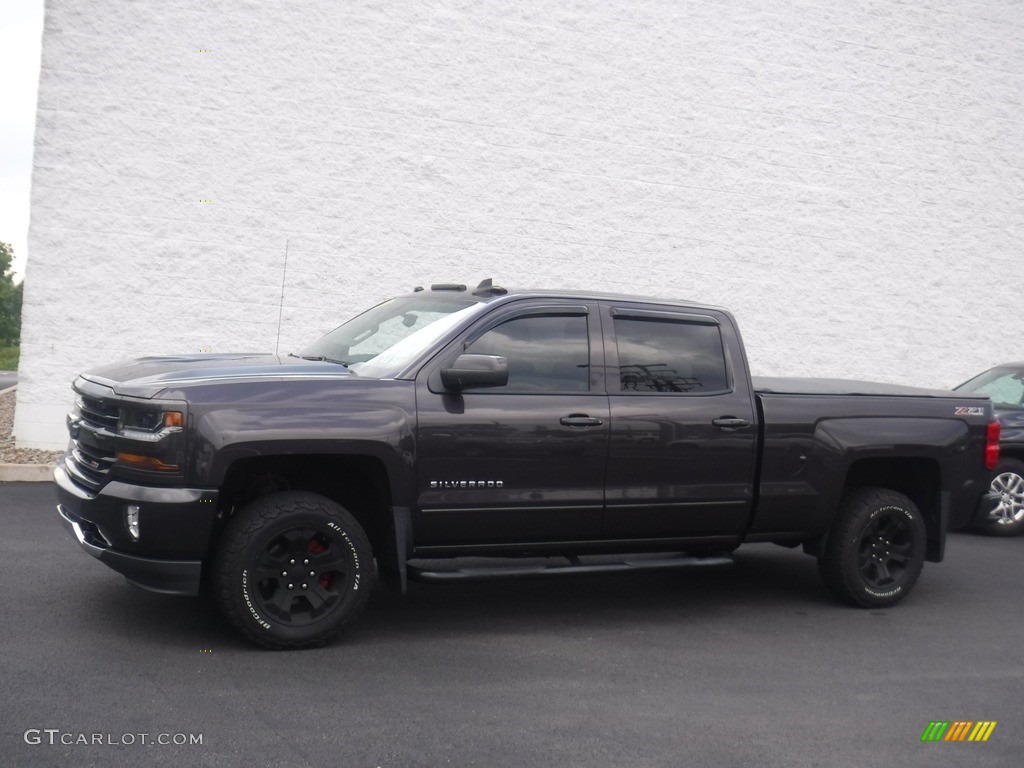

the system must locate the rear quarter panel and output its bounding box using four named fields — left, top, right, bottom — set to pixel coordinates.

left=751, top=392, right=992, bottom=538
